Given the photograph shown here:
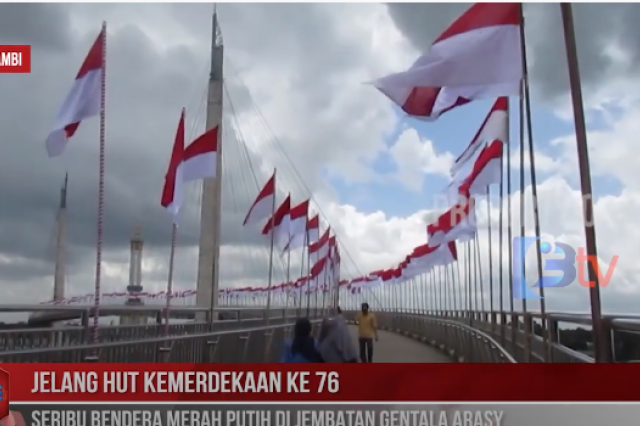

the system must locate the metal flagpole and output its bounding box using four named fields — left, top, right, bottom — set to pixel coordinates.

left=88, top=23, right=107, bottom=360
left=164, top=223, right=177, bottom=337
left=560, top=2, right=607, bottom=362
left=520, top=2, right=549, bottom=360
left=264, top=168, right=277, bottom=326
